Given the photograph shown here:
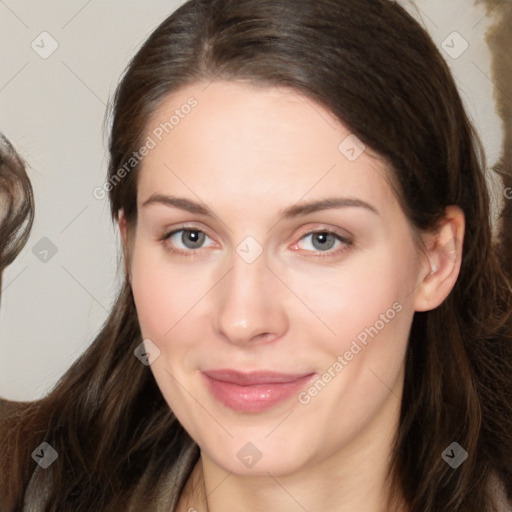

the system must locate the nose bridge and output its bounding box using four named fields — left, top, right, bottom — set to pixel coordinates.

left=213, top=248, right=288, bottom=345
